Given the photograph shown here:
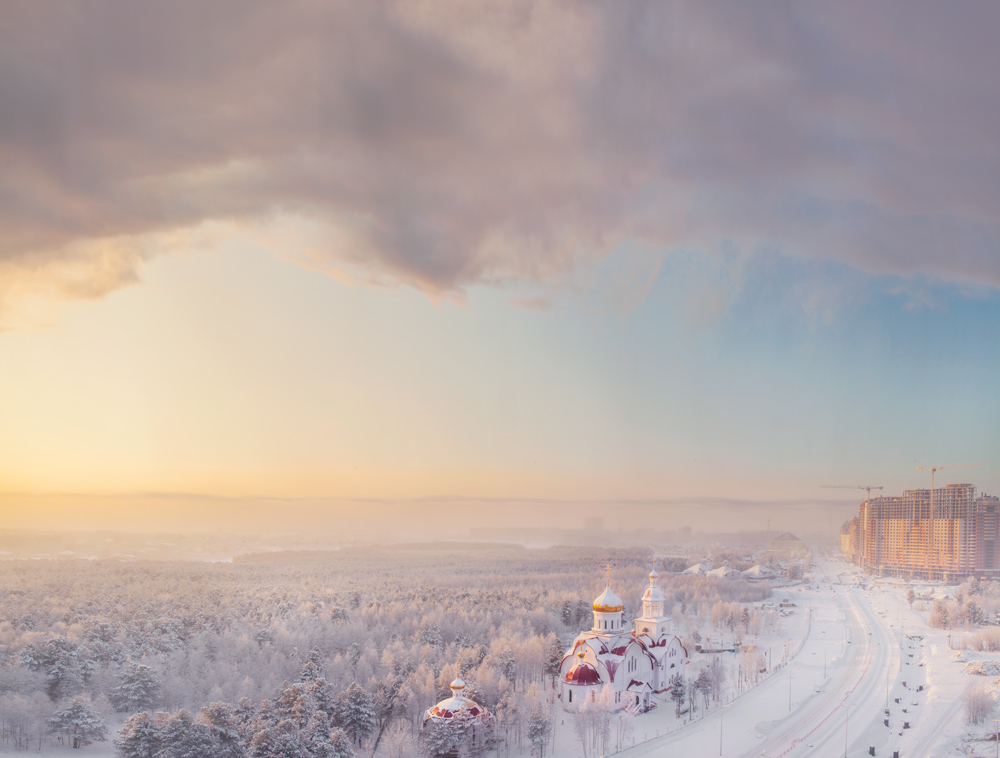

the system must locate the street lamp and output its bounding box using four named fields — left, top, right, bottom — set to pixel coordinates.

left=885, top=634, right=895, bottom=708
left=841, top=703, right=854, bottom=758
left=993, top=718, right=1000, bottom=758
left=719, top=703, right=732, bottom=756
